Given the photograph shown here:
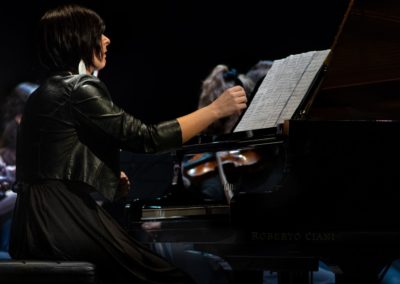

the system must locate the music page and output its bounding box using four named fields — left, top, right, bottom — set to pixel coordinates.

left=234, top=49, right=330, bottom=132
